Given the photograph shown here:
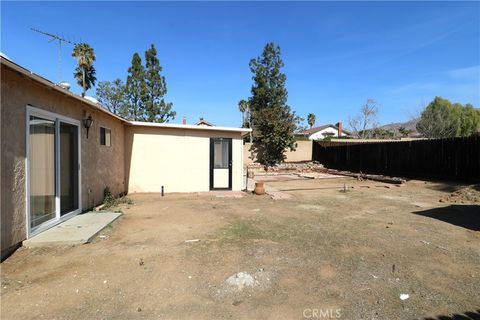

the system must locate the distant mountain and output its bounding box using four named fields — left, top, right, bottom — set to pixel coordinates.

left=378, top=118, right=419, bottom=133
